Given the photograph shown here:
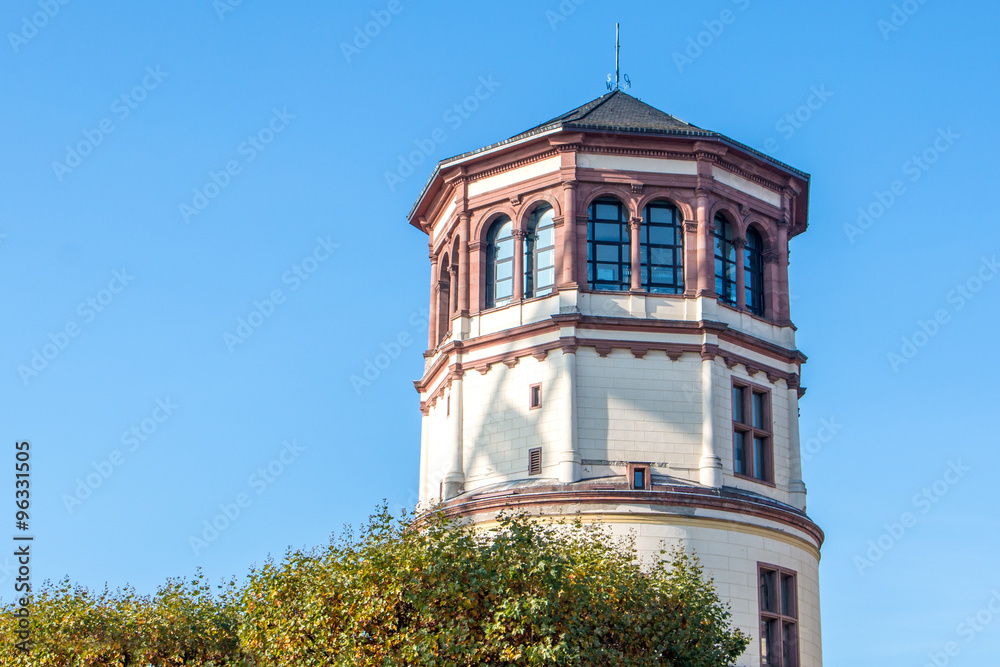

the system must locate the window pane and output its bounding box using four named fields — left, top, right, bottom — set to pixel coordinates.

left=597, top=245, right=619, bottom=262
left=537, top=249, right=554, bottom=270
left=597, top=265, right=618, bottom=282
left=783, top=622, right=798, bottom=667
left=753, top=393, right=766, bottom=429
left=761, top=619, right=778, bottom=667
left=537, top=226, right=554, bottom=247
left=734, top=431, right=746, bottom=475
left=595, top=203, right=620, bottom=221
left=760, top=570, right=778, bottom=613
left=754, top=437, right=768, bottom=480
left=595, top=222, right=622, bottom=241
left=781, top=574, right=796, bottom=618
left=496, top=261, right=512, bottom=280
left=651, top=267, right=676, bottom=285
left=649, top=225, right=677, bottom=245
left=733, top=387, right=745, bottom=424
left=495, top=280, right=512, bottom=300
left=634, top=469, right=645, bottom=489
left=537, top=268, right=554, bottom=289
left=496, top=239, right=513, bottom=260
left=648, top=205, right=674, bottom=224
